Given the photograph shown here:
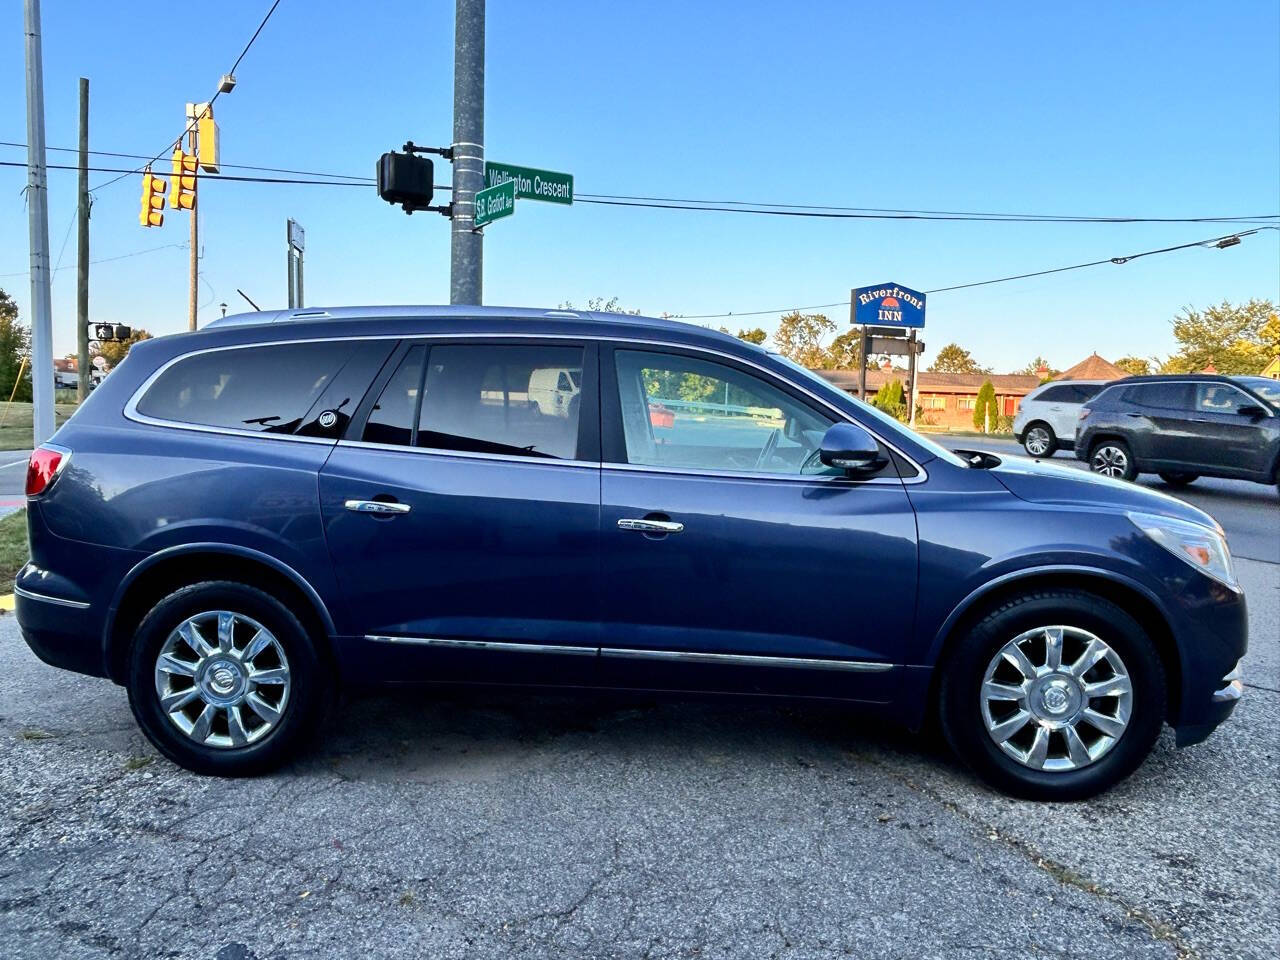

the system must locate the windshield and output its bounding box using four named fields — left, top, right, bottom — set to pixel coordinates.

left=769, top=353, right=970, bottom=468
left=1233, top=377, right=1280, bottom=409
